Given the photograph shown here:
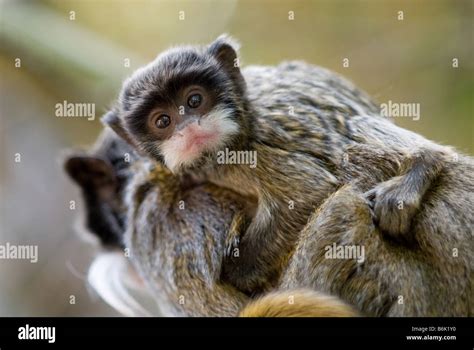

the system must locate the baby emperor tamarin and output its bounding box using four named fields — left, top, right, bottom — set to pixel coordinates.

left=104, top=35, right=472, bottom=293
